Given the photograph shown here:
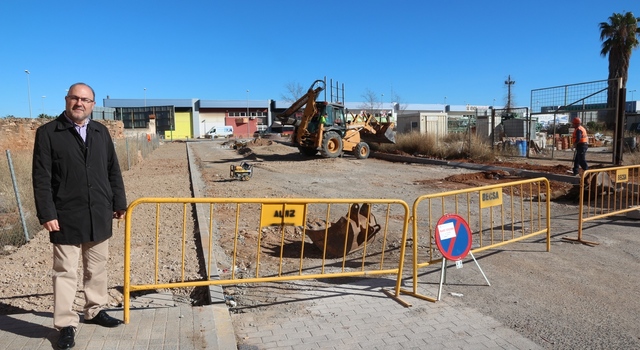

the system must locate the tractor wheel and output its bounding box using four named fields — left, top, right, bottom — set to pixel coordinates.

left=320, top=131, right=343, bottom=158
left=354, top=142, right=370, bottom=159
